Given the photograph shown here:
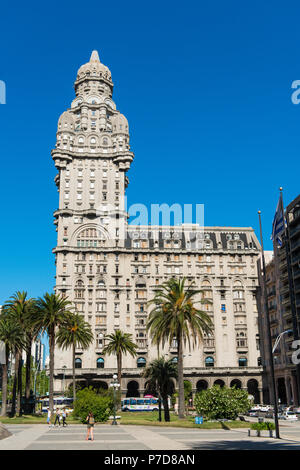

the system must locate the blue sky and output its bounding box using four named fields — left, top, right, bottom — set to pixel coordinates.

left=0, top=0, right=300, bottom=309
